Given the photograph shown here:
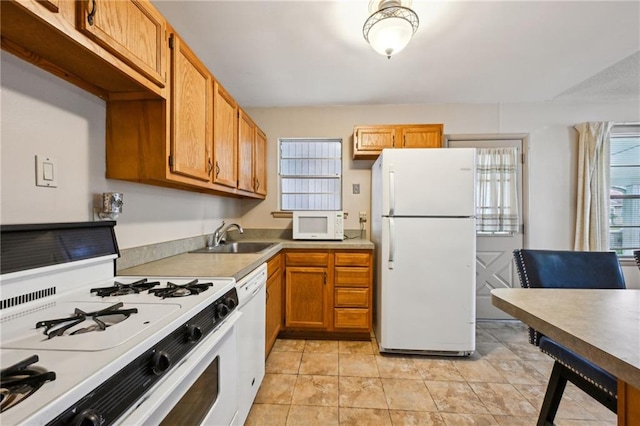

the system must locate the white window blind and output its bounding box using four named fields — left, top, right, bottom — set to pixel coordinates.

left=279, top=138, right=342, bottom=211
left=609, top=124, right=640, bottom=256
